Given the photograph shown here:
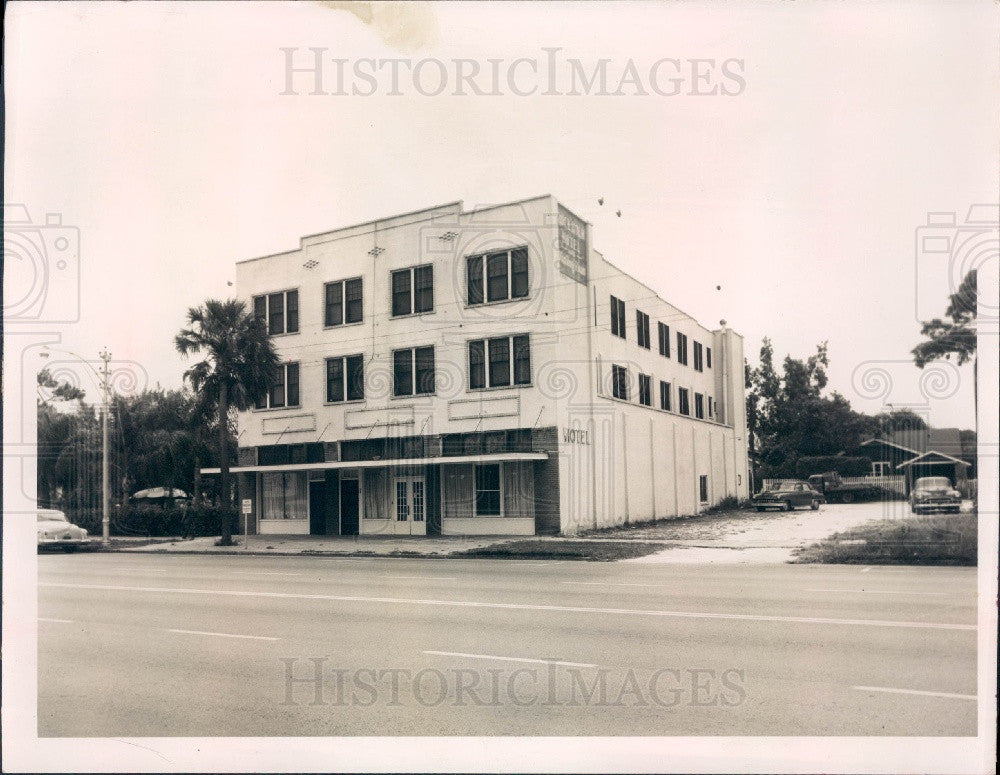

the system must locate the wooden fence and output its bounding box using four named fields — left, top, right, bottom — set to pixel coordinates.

left=761, top=475, right=907, bottom=497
